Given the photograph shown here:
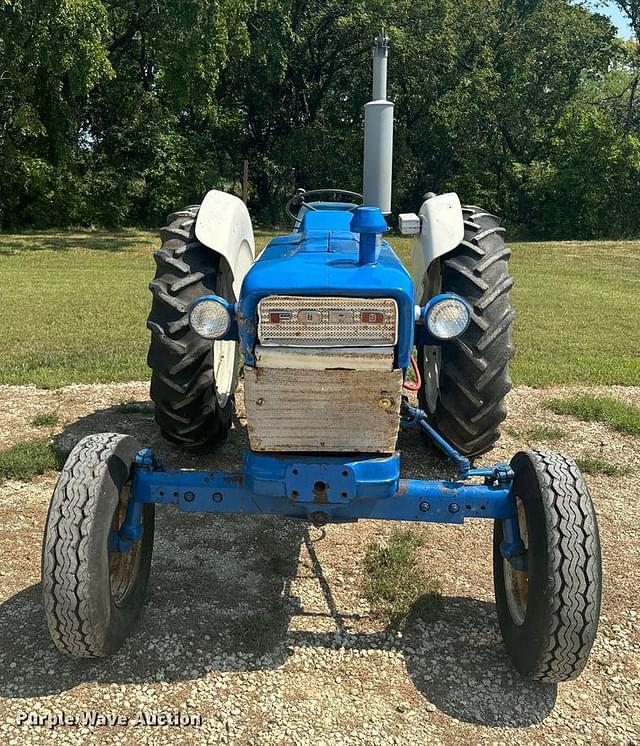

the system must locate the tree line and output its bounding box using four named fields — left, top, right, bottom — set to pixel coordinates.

left=1, top=0, right=639, bottom=239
